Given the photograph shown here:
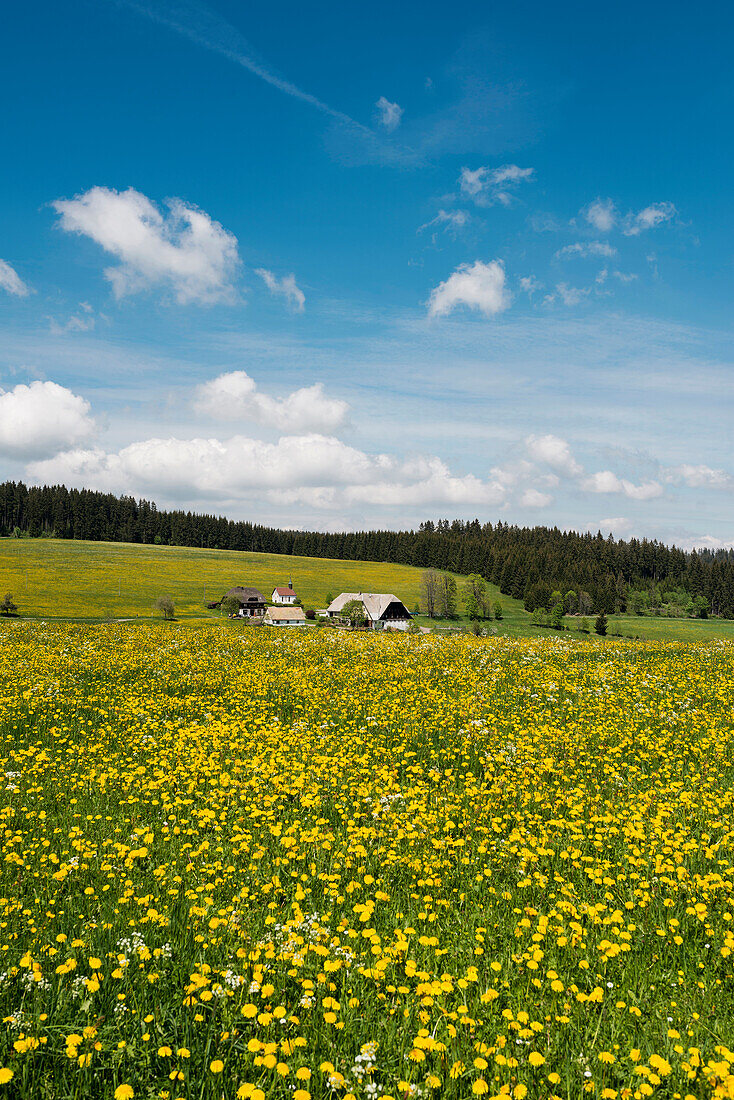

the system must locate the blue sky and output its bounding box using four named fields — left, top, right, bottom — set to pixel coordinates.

left=1, top=0, right=732, bottom=545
